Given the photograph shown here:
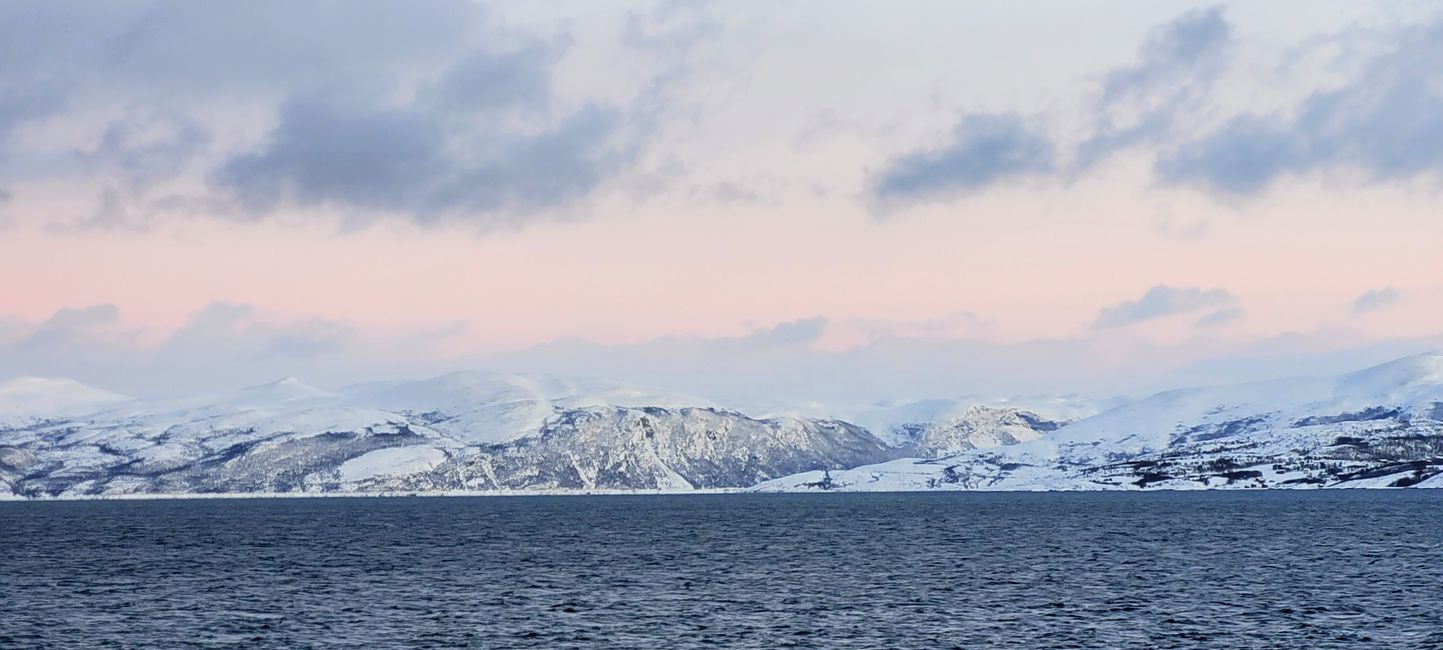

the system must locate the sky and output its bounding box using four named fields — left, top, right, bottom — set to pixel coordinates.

left=1, top=0, right=1442, bottom=402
